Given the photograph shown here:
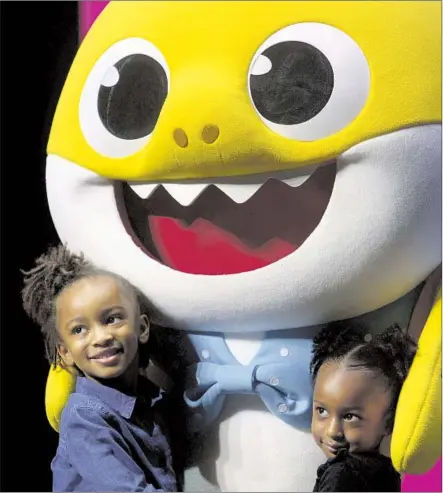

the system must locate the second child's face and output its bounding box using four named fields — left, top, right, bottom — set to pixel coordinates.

left=56, top=275, right=149, bottom=385
left=311, top=361, right=392, bottom=458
